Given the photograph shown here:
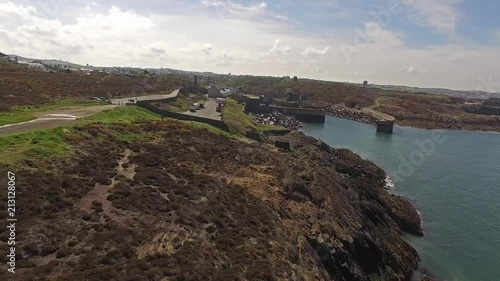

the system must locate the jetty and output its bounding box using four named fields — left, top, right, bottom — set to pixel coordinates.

left=244, top=96, right=326, bottom=123
left=362, top=108, right=396, bottom=134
